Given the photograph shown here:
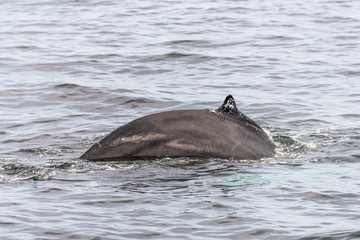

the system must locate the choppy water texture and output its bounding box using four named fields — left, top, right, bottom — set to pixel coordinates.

left=1, top=0, right=360, bottom=239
